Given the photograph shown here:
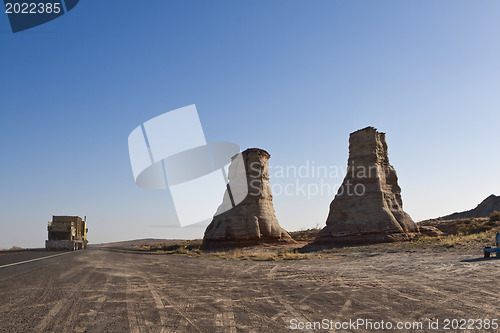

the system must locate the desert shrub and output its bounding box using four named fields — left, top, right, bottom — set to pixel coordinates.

left=456, top=219, right=488, bottom=235
left=161, top=244, right=183, bottom=251
left=185, top=239, right=202, bottom=250
left=289, top=228, right=321, bottom=242
left=437, top=217, right=498, bottom=235
left=409, top=229, right=497, bottom=248
left=490, top=211, right=500, bottom=223
left=221, top=249, right=309, bottom=261
left=138, top=239, right=309, bottom=260
left=136, top=239, right=203, bottom=253
left=277, top=251, right=310, bottom=260
left=0, top=246, right=22, bottom=251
